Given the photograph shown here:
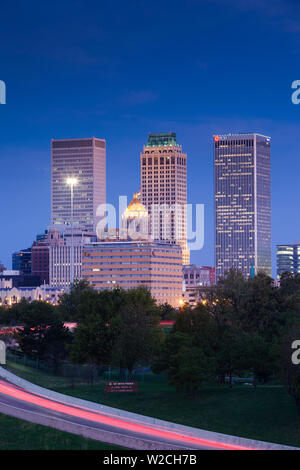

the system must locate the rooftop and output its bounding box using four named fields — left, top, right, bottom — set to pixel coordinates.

left=122, top=193, right=148, bottom=218
left=146, top=132, right=179, bottom=147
